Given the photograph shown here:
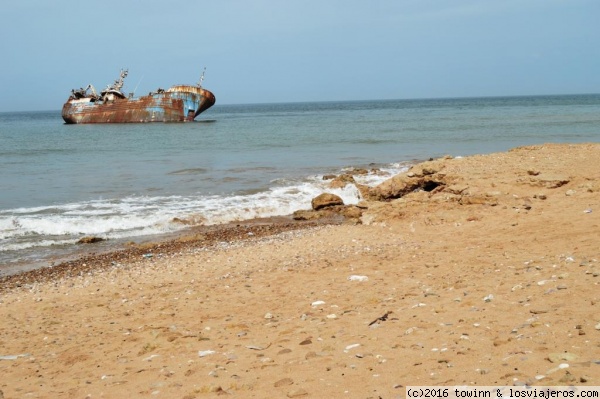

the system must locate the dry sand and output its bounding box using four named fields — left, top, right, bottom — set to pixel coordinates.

left=1, top=143, right=599, bottom=398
